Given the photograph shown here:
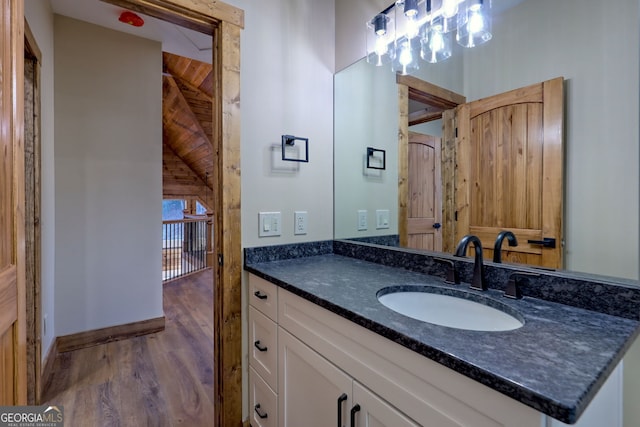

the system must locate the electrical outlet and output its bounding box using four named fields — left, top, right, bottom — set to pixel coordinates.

left=376, top=209, right=390, bottom=229
left=294, top=211, right=307, bottom=235
left=258, top=212, right=282, bottom=237
left=357, top=210, right=368, bottom=231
